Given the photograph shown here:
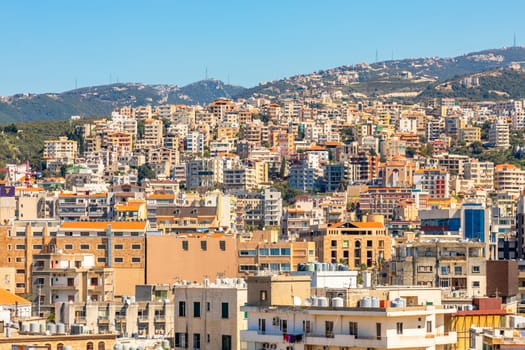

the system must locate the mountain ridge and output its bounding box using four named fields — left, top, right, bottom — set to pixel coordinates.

left=3, top=46, right=525, bottom=123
